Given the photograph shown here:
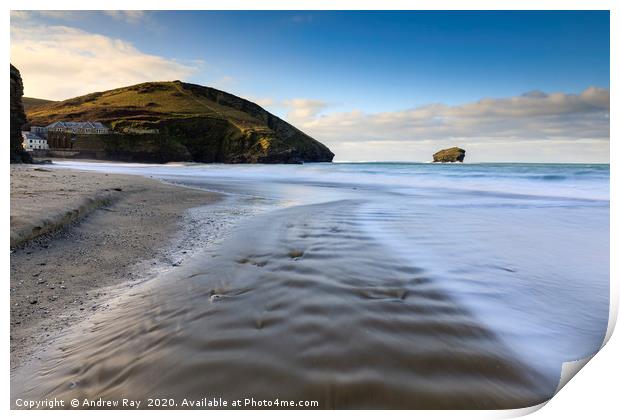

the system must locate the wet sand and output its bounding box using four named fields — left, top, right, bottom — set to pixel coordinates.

left=10, top=165, right=220, bottom=370
left=11, top=193, right=555, bottom=409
